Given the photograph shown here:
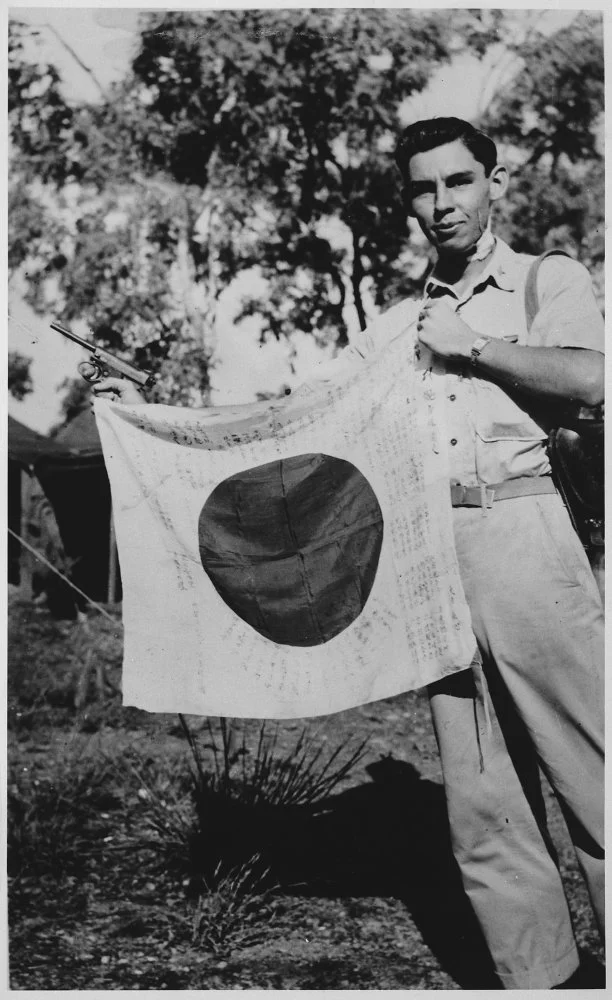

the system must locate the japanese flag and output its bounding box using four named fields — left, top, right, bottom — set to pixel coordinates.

left=94, top=332, right=476, bottom=719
